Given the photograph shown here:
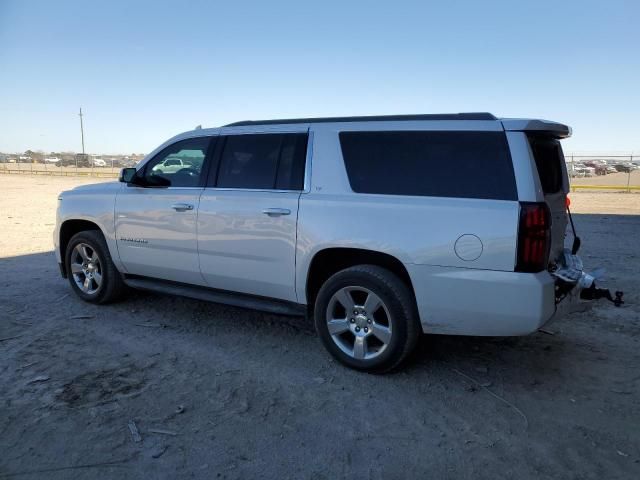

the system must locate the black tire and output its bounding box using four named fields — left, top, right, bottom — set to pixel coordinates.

left=314, top=265, right=420, bottom=373
left=65, top=230, right=125, bottom=304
